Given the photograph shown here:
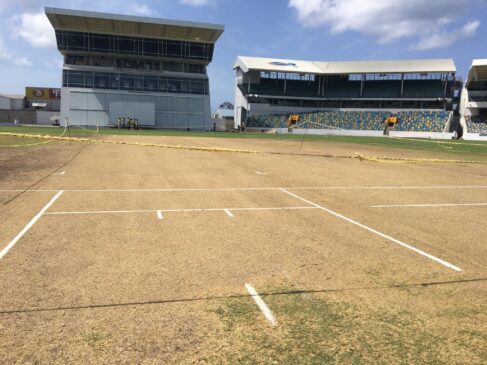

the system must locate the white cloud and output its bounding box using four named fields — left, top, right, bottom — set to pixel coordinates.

left=415, top=20, right=480, bottom=50
left=181, top=0, right=213, bottom=6
left=0, top=37, right=32, bottom=66
left=130, top=3, right=157, bottom=16
left=12, top=11, right=56, bottom=48
left=288, top=0, right=480, bottom=49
